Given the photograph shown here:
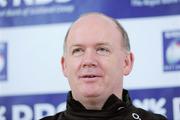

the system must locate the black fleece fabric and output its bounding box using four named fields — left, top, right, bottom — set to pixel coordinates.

left=40, top=90, right=167, bottom=120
